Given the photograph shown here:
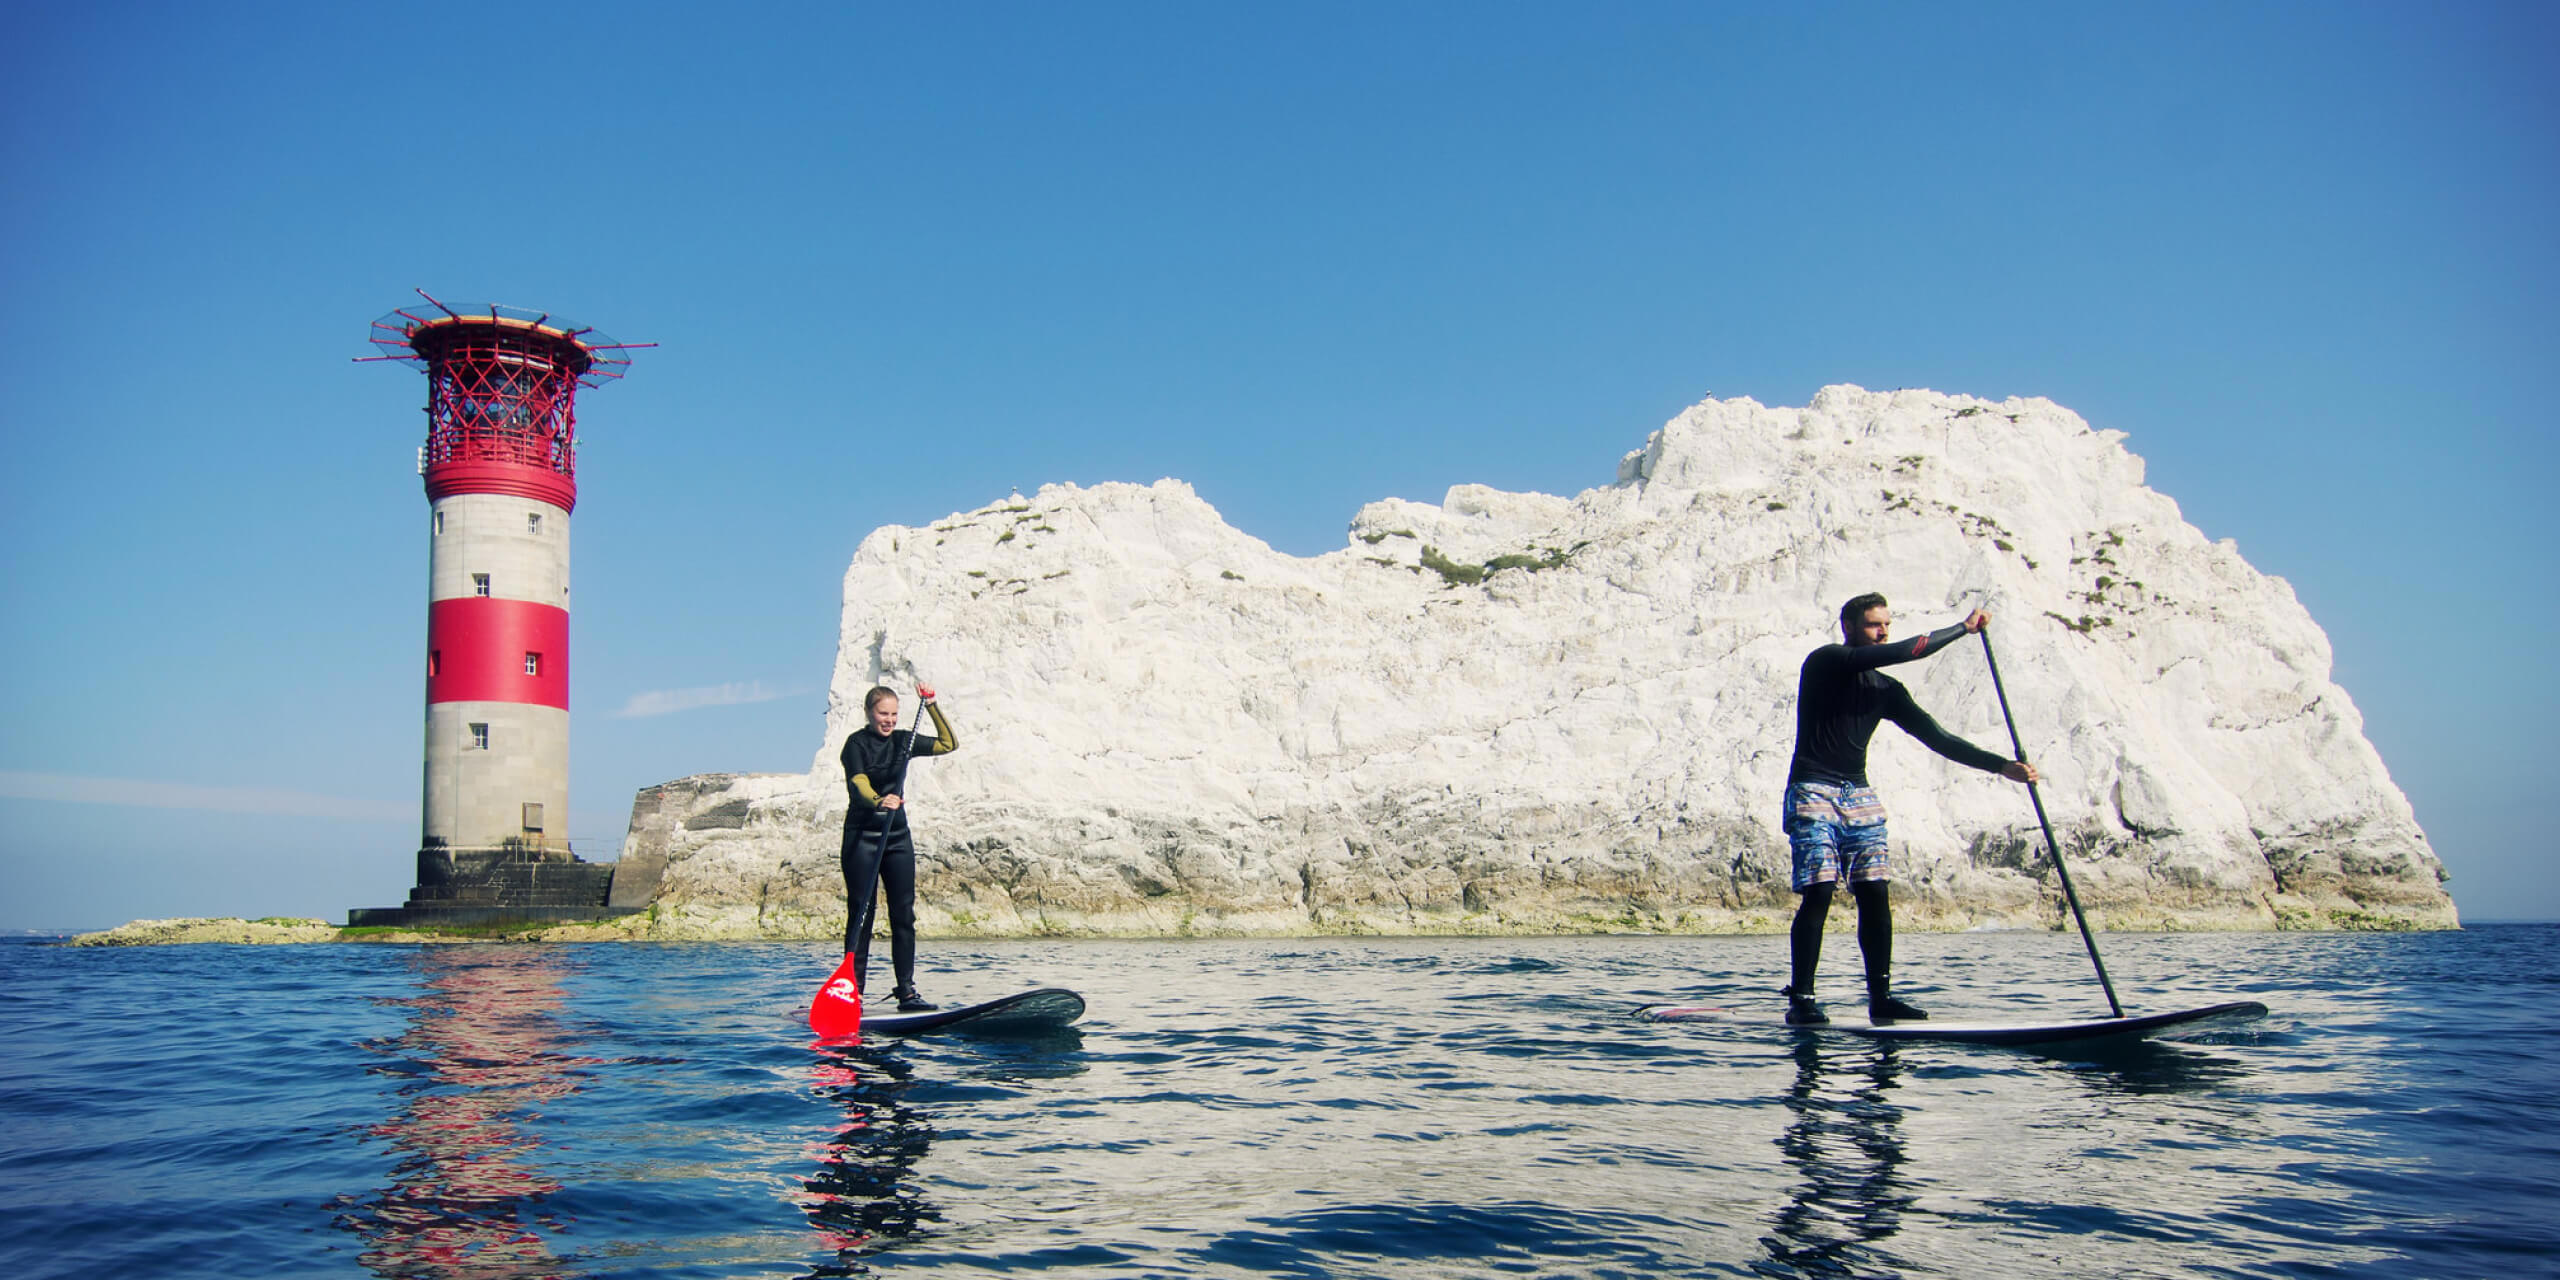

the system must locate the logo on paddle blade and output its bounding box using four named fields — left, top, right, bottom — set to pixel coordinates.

left=821, top=977, right=858, bottom=1005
